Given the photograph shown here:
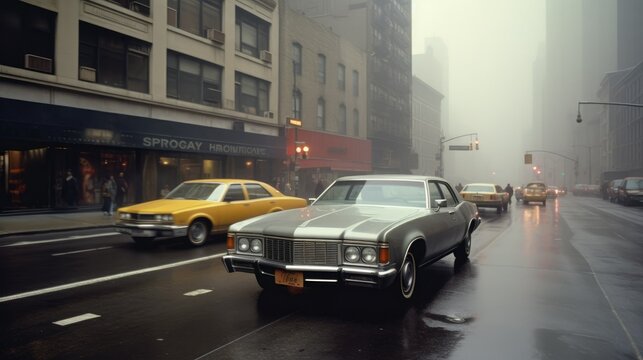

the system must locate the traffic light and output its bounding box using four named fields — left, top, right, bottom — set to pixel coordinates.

left=469, top=142, right=473, bottom=151
left=295, top=143, right=309, bottom=159
left=475, top=140, right=479, bottom=150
